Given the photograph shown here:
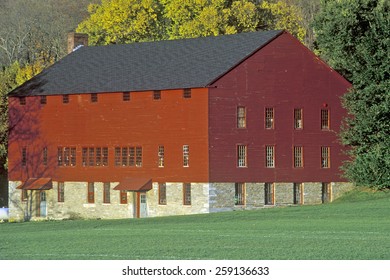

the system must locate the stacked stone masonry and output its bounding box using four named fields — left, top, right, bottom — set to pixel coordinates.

left=8, top=181, right=353, bottom=221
